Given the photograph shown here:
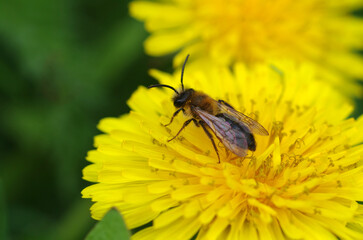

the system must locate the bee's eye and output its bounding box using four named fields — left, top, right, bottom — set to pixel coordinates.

left=173, top=89, right=193, bottom=108
left=174, top=99, right=185, bottom=108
